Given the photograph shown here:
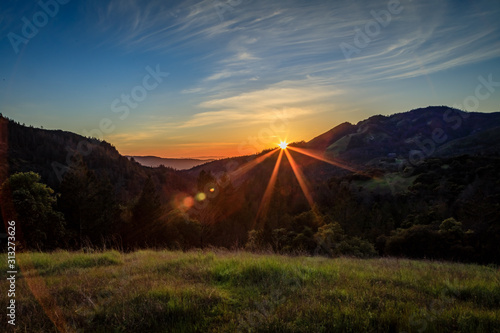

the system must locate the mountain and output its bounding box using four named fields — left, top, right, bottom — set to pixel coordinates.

left=1, top=107, right=499, bottom=262
left=2, top=106, right=499, bottom=190
left=127, top=156, right=215, bottom=170
left=0, top=116, right=189, bottom=201
left=307, top=122, right=357, bottom=151
left=184, top=106, right=500, bottom=184
left=179, top=106, right=500, bottom=192
left=306, top=106, right=500, bottom=168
